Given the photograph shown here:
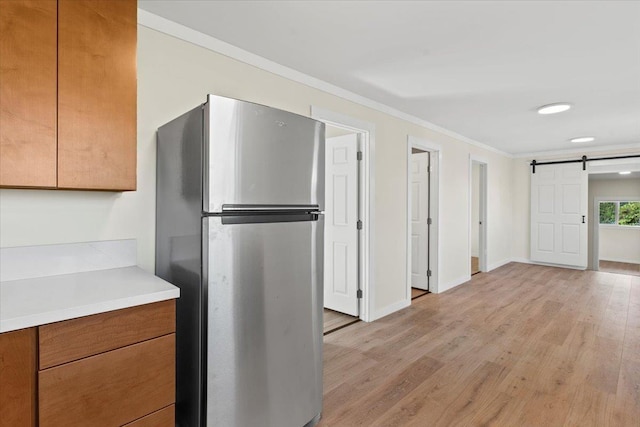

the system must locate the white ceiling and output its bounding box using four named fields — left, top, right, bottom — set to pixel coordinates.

left=139, top=0, right=640, bottom=155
